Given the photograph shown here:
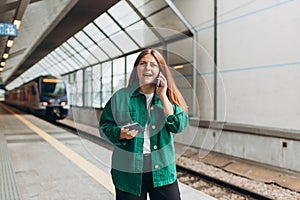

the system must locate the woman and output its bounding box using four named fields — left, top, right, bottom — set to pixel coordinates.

left=99, top=48, right=188, bottom=200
